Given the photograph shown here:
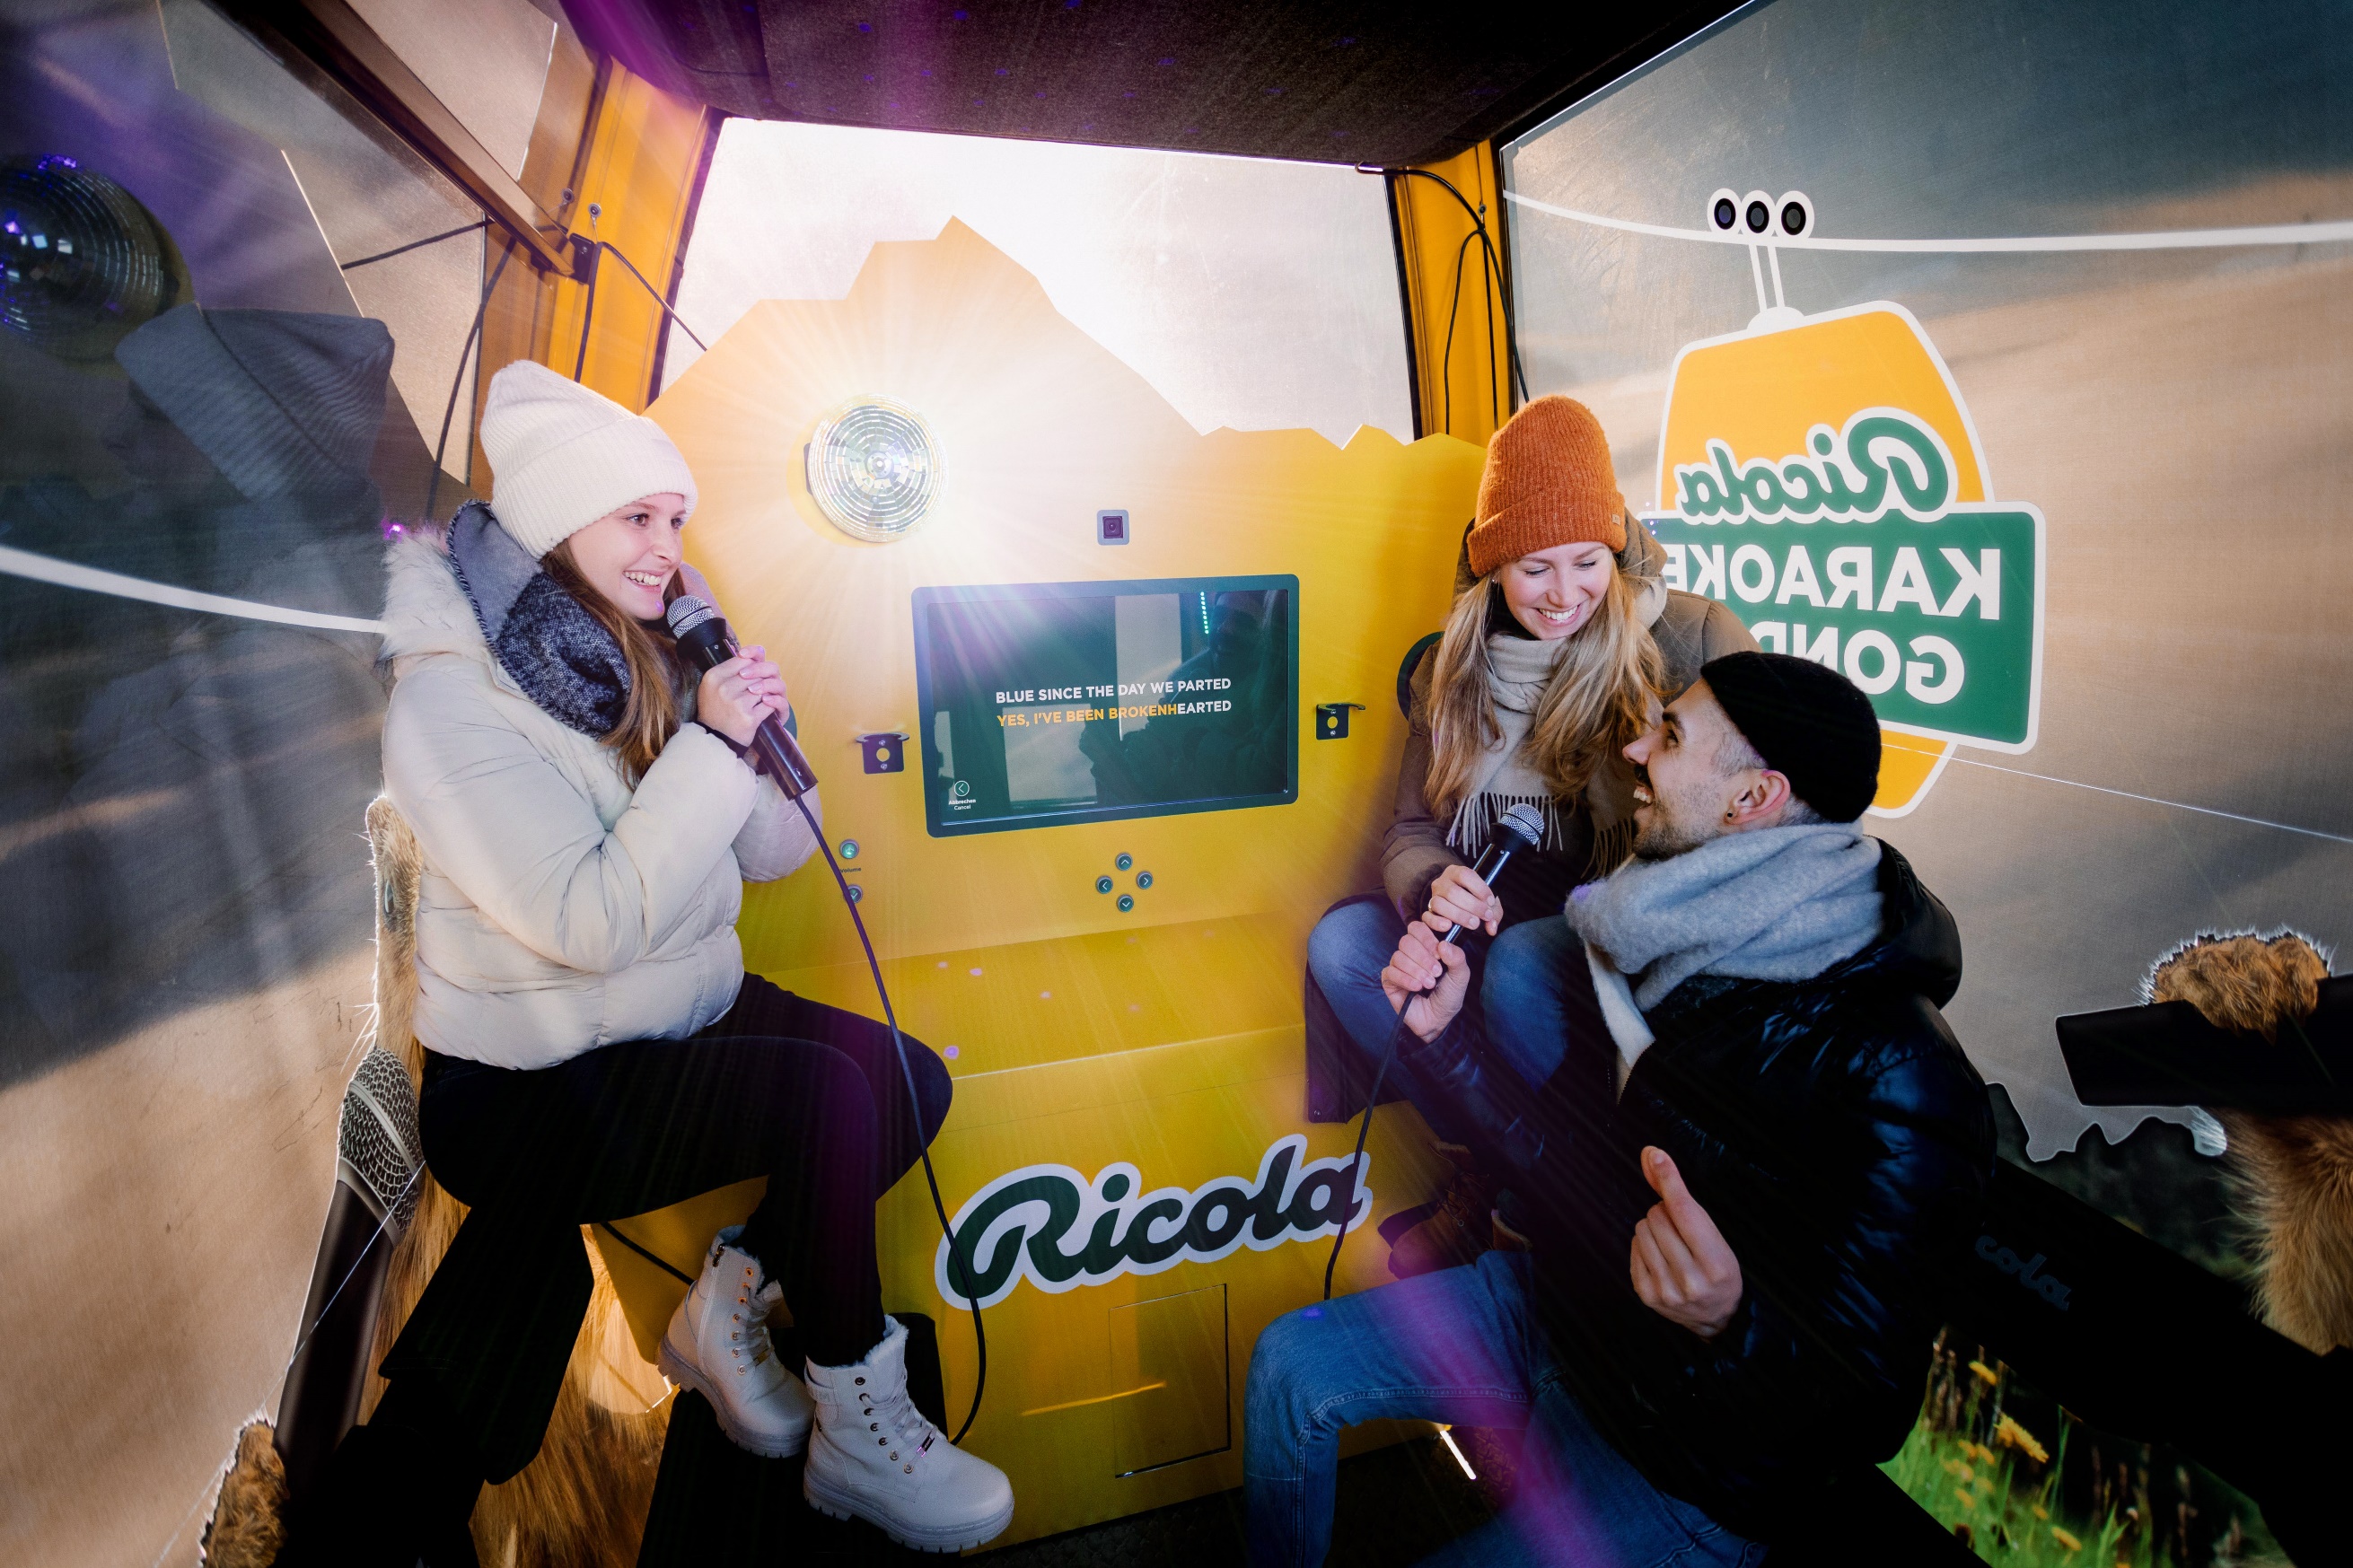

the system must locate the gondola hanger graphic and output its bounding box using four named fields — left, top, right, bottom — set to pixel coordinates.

left=1626, top=187, right=2041, bottom=814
